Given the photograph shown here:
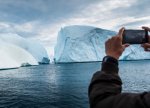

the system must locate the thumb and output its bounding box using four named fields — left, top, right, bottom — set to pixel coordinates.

left=118, top=27, right=125, bottom=40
